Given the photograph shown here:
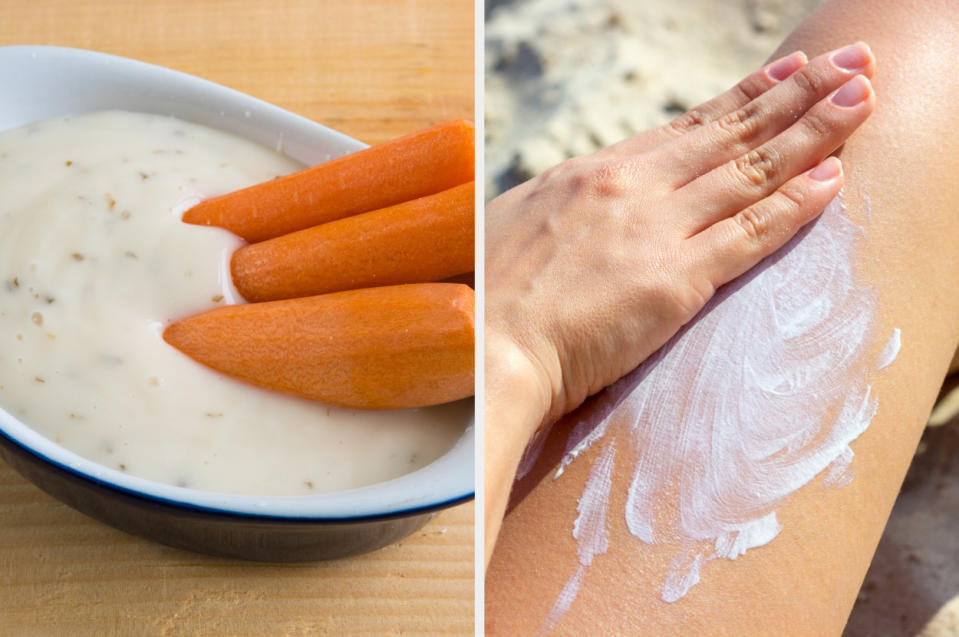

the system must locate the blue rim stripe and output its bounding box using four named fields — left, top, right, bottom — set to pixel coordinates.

left=0, top=426, right=474, bottom=523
